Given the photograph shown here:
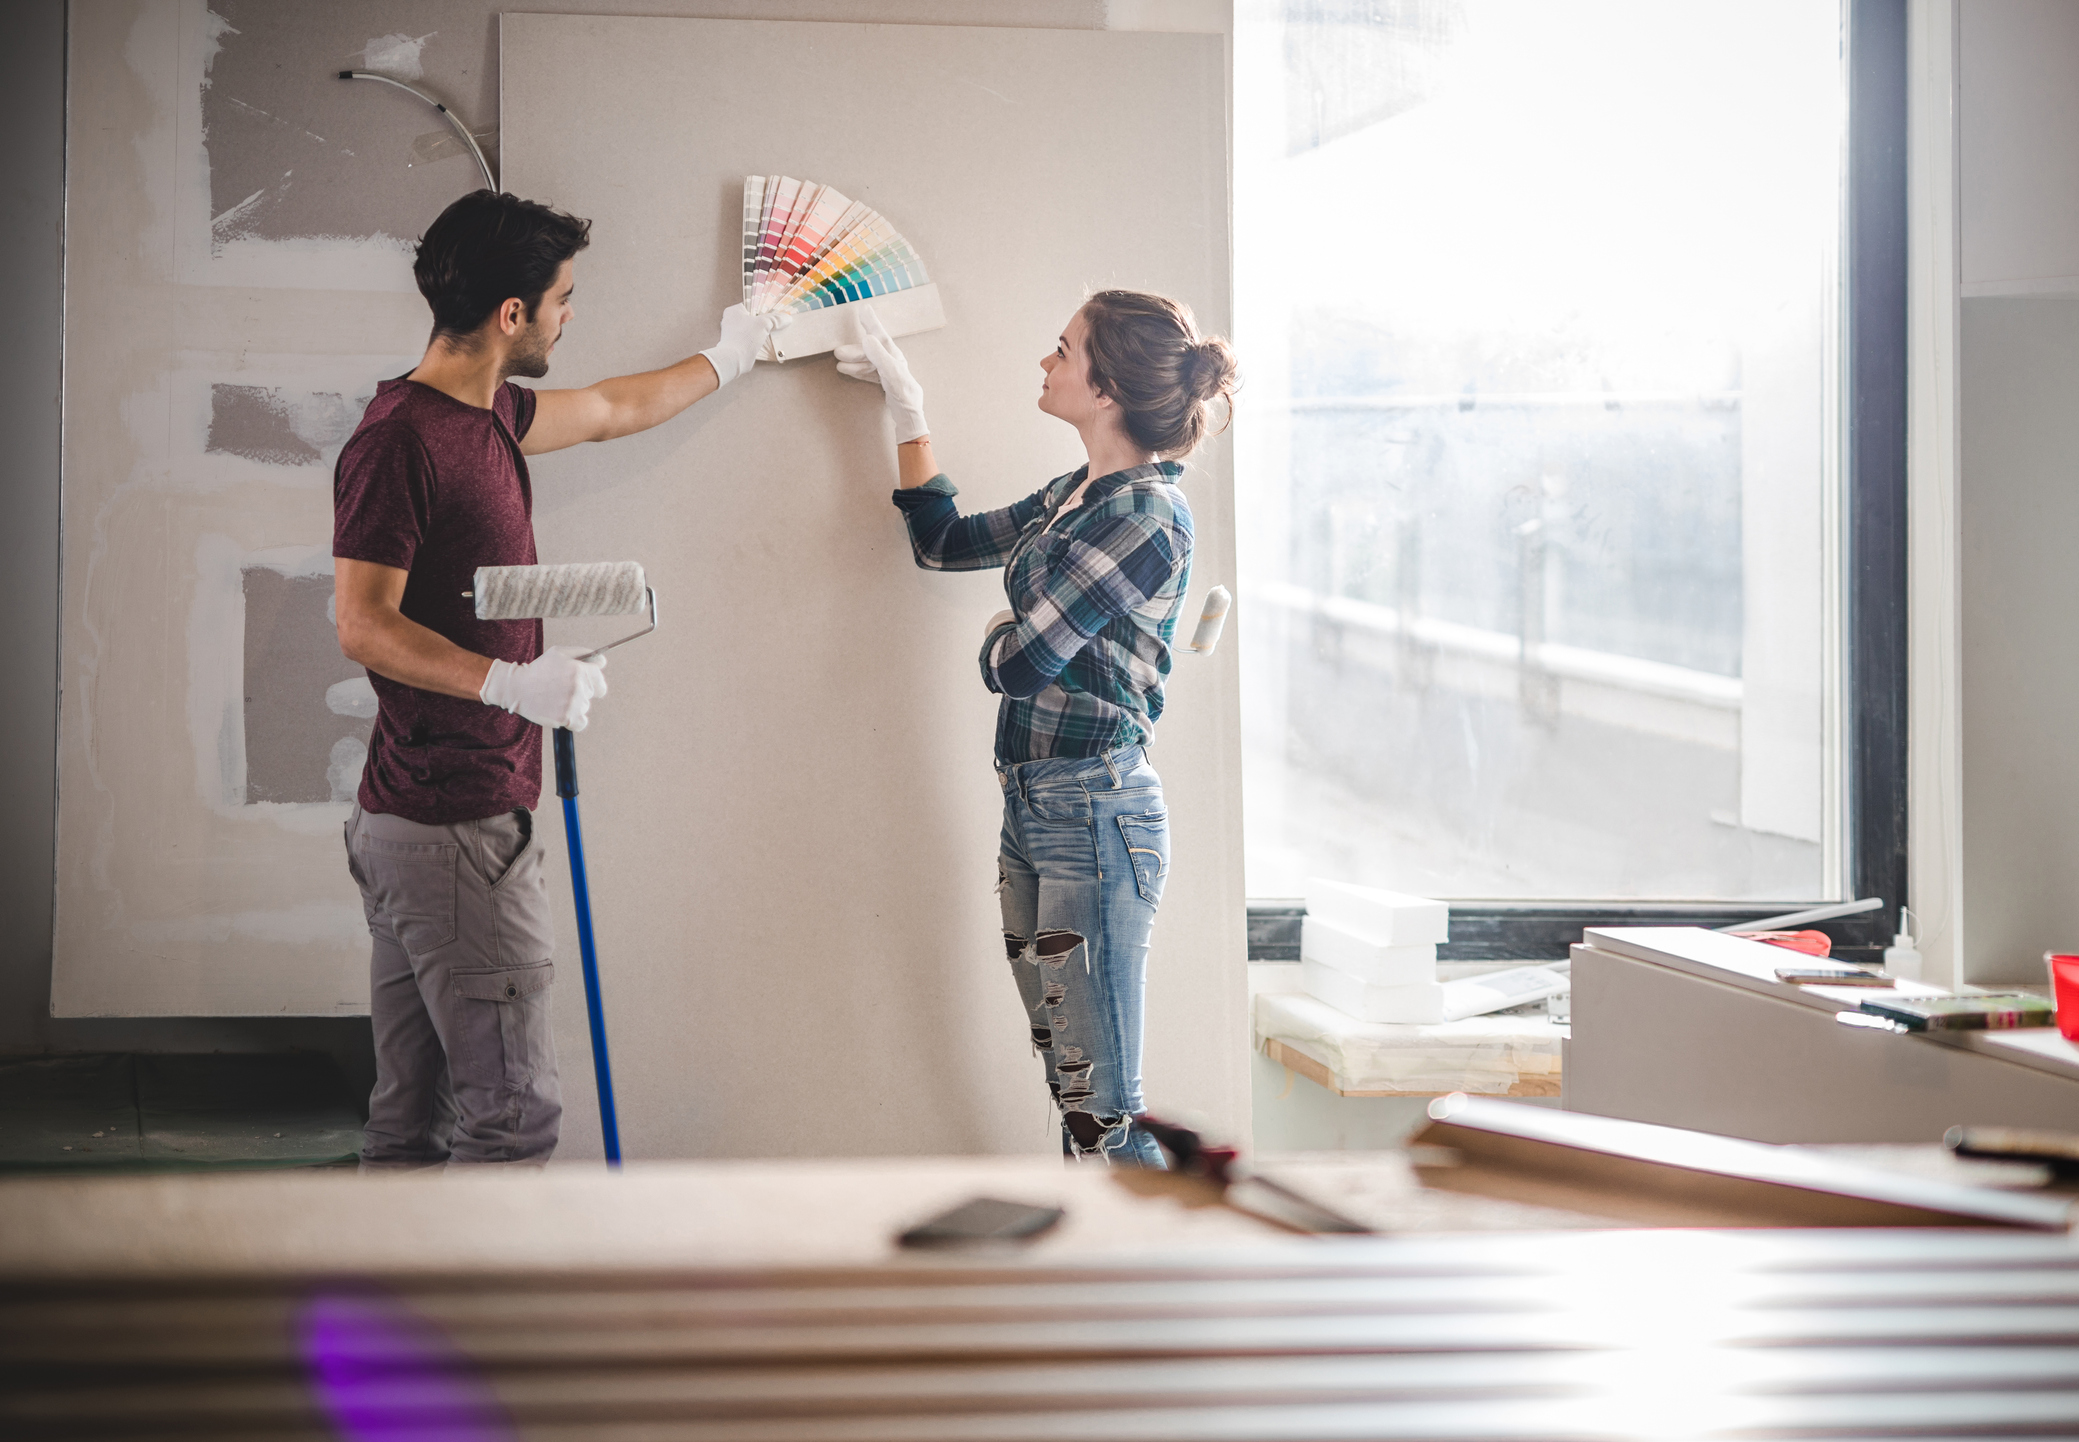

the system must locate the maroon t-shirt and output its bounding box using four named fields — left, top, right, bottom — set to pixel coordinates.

left=333, top=378, right=543, bottom=824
